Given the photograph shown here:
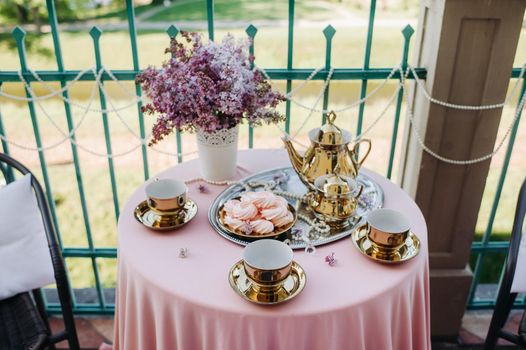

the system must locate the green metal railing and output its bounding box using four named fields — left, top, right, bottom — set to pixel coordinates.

left=0, top=0, right=522, bottom=314
left=467, top=76, right=526, bottom=310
